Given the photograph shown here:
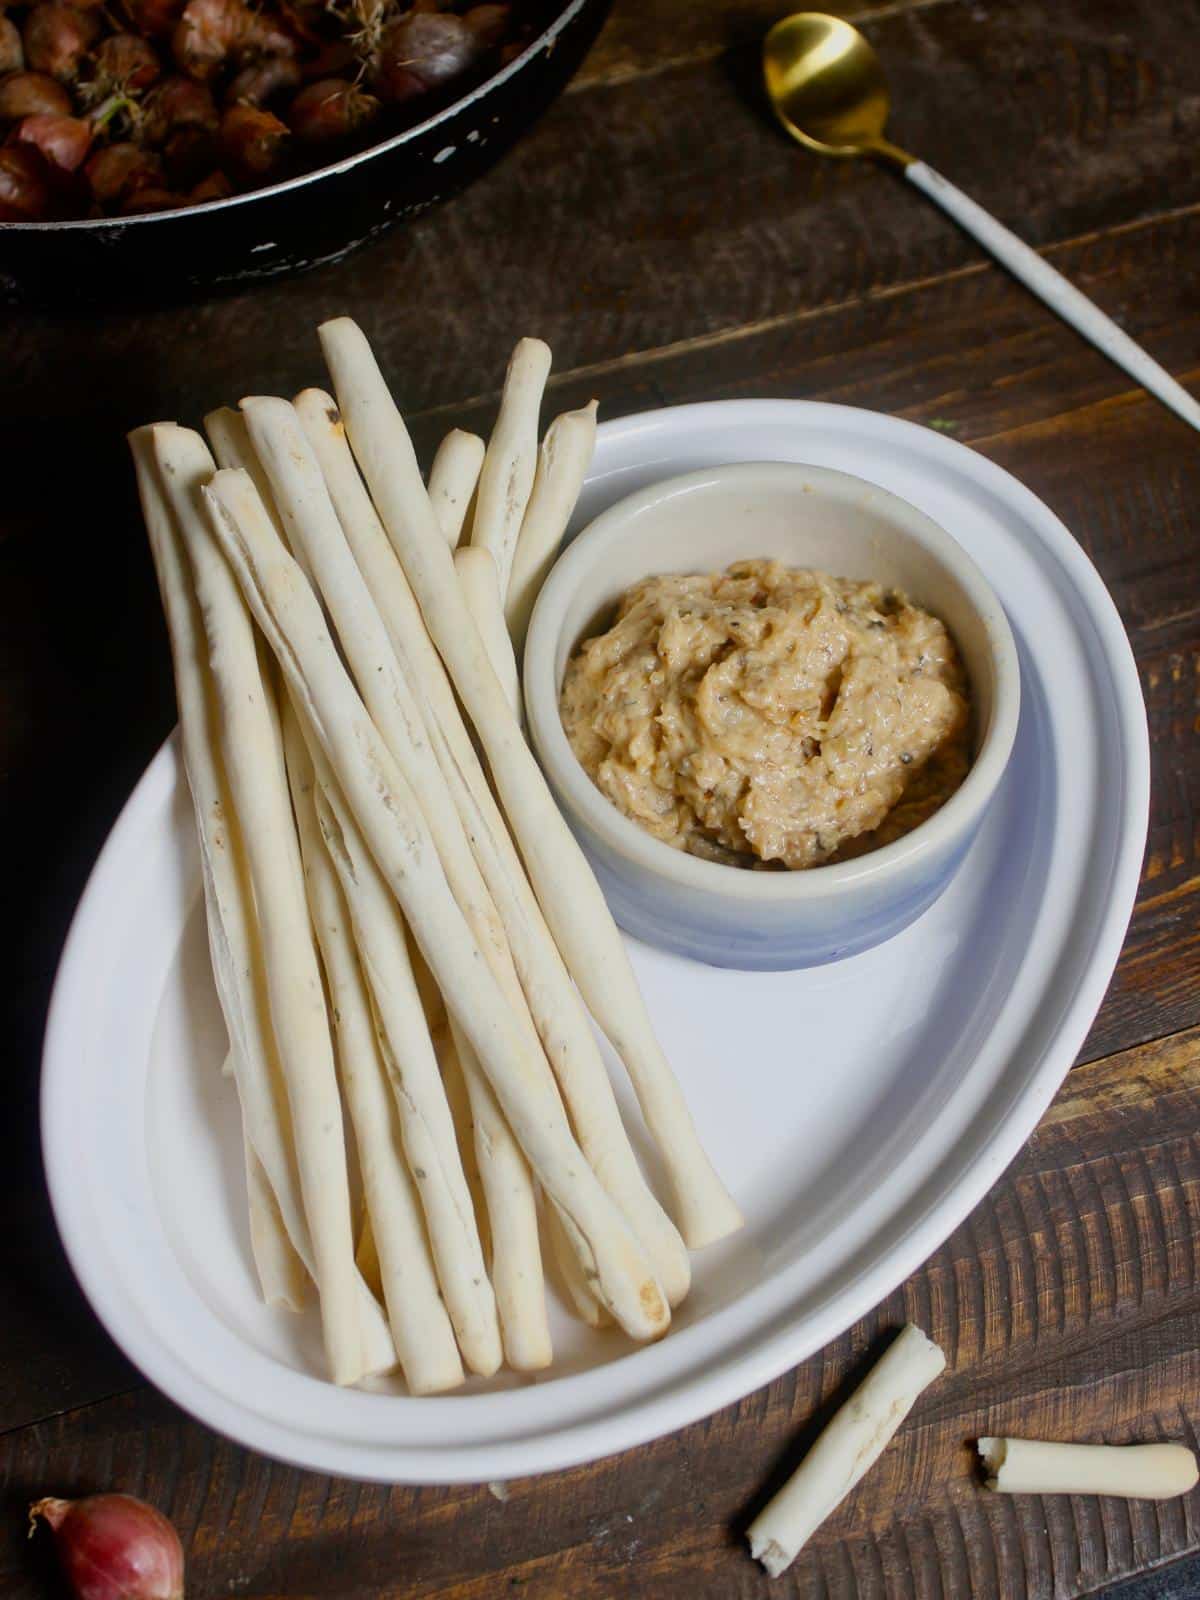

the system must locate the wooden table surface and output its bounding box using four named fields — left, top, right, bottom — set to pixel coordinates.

left=3, top=0, right=1200, bottom=1594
